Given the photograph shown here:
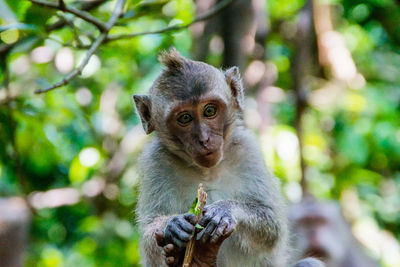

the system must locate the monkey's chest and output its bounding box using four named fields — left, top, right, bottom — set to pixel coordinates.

left=202, top=187, right=235, bottom=204
left=173, top=168, right=241, bottom=212
left=198, top=173, right=240, bottom=204
left=174, top=184, right=235, bottom=213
